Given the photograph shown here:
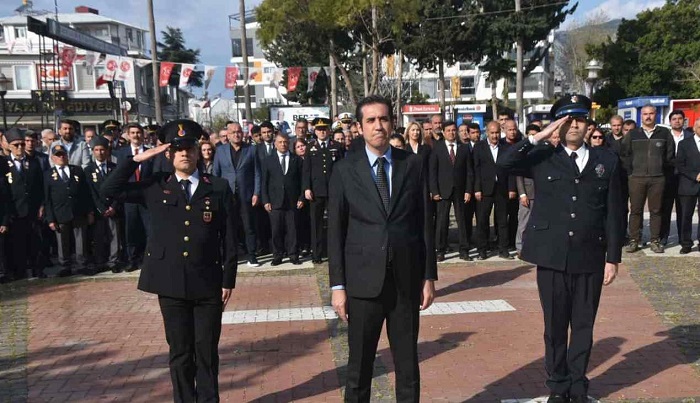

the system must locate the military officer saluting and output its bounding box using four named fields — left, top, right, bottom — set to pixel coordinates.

left=101, top=120, right=238, bottom=403
left=303, top=117, right=344, bottom=263
left=498, top=95, right=623, bottom=403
